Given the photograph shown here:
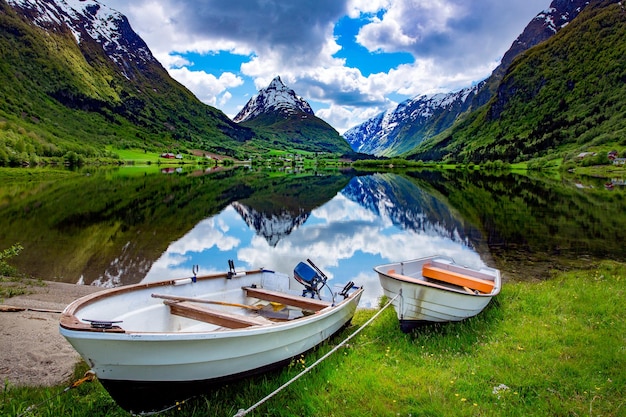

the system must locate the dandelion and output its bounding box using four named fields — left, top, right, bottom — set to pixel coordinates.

left=461, top=398, right=467, bottom=402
